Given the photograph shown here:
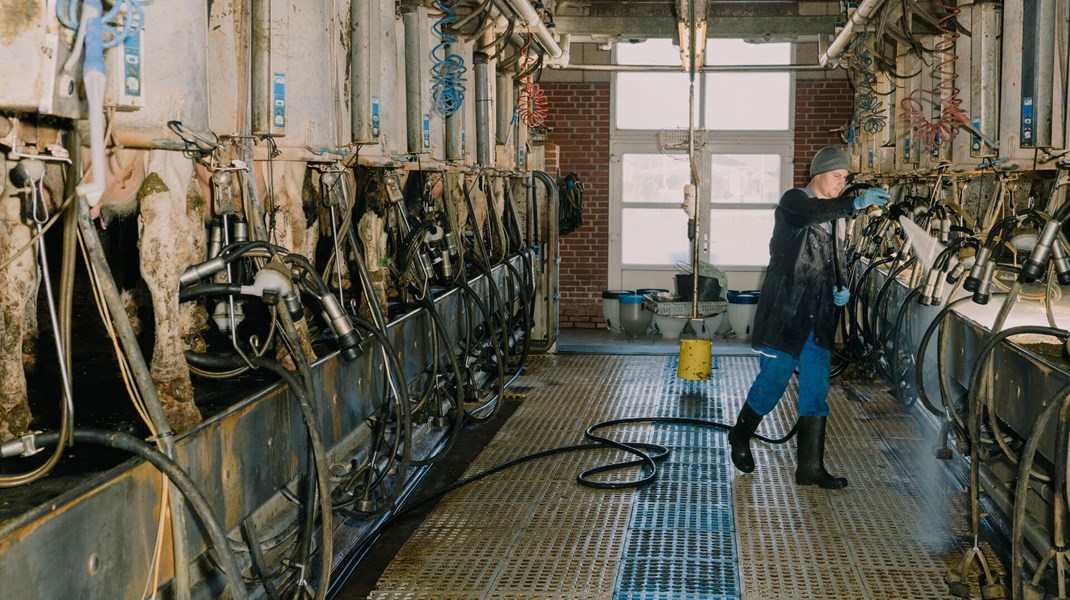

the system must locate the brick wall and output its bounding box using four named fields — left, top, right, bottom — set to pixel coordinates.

left=793, top=79, right=854, bottom=187
left=541, top=82, right=611, bottom=329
